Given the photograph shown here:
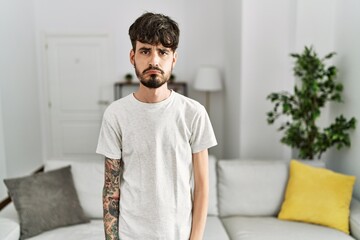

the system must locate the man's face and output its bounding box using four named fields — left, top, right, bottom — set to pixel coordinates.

left=130, top=41, right=177, bottom=88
